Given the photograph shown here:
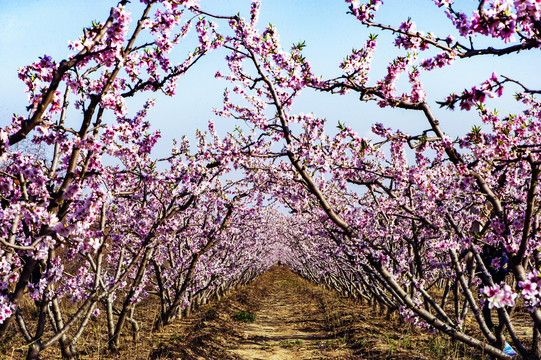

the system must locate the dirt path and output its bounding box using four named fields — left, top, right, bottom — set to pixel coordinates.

left=228, top=276, right=353, bottom=359
left=8, top=266, right=493, bottom=359
left=153, top=266, right=488, bottom=360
